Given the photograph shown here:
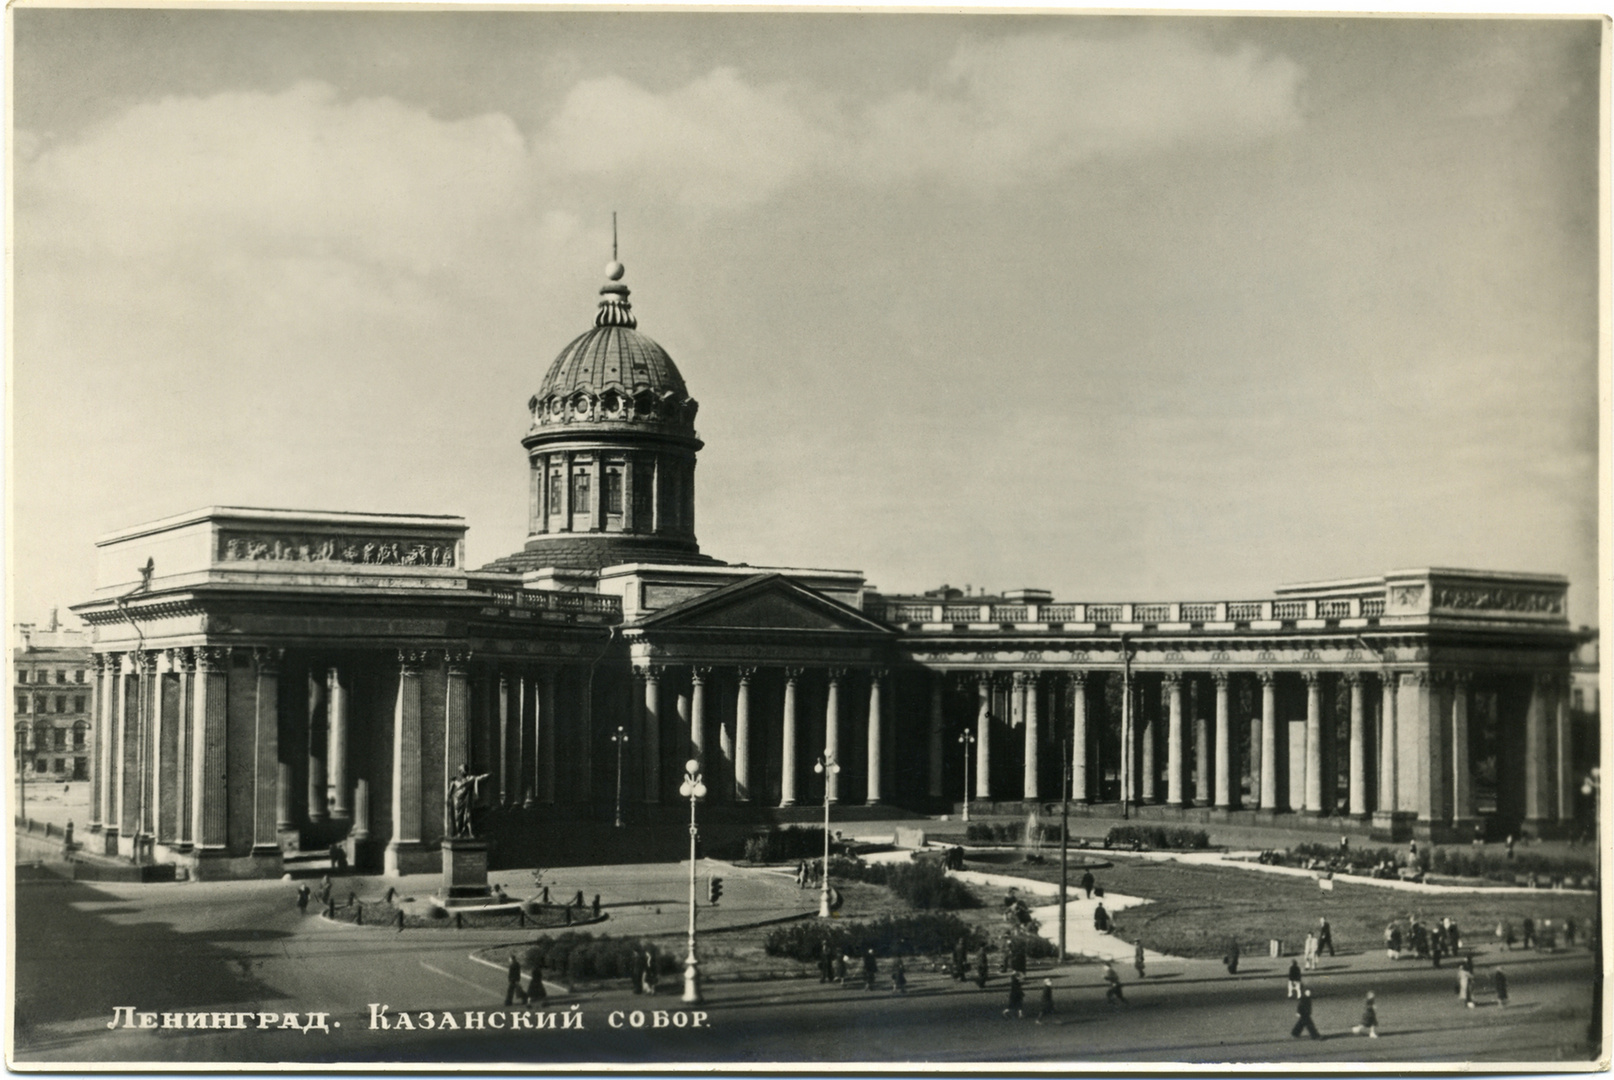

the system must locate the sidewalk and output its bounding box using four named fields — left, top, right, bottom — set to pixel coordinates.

left=949, top=868, right=1173, bottom=966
